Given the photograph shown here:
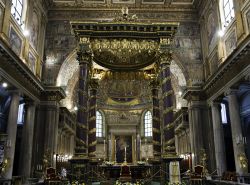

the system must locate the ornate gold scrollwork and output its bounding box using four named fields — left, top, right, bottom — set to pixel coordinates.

left=238, top=153, right=248, bottom=171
